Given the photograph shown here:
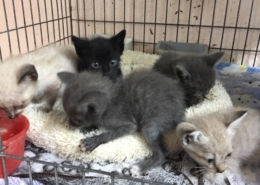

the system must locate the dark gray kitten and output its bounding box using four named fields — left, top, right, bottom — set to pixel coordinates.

left=58, top=70, right=185, bottom=176
left=153, top=52, right=224, bottom=107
